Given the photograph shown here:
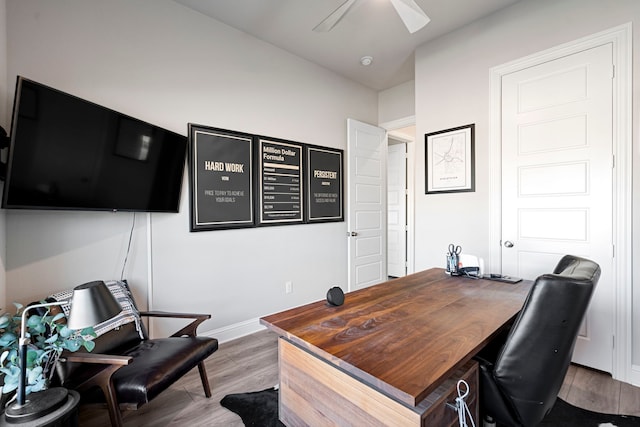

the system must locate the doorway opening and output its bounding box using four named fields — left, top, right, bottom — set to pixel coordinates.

left=383, top=120, right=415, bottom=278
left=346, top=117, right=415, bottom=290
